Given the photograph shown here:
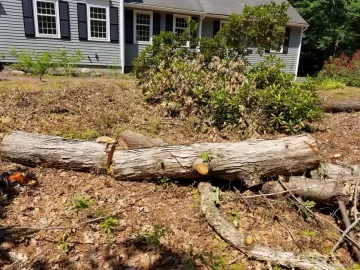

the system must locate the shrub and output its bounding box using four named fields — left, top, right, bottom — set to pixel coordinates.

left=318, top=50, right=360, bottom=87
left=53, top=48, right=84, bottom=76
left=9, top=47, right=83, bottom=76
